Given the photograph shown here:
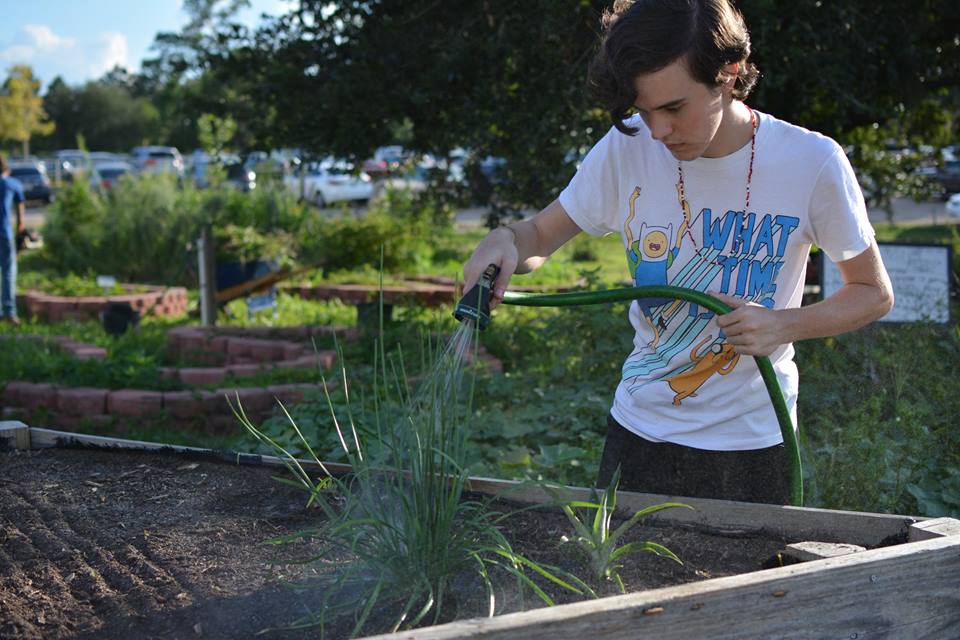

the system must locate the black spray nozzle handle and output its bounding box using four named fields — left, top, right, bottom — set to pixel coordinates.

left=453, top=263, right=501, bottom=330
